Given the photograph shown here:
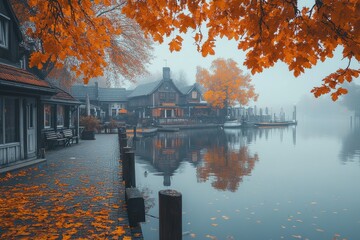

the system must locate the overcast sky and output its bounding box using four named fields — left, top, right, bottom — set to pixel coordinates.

left=141, top=35, right=355, bottom=112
